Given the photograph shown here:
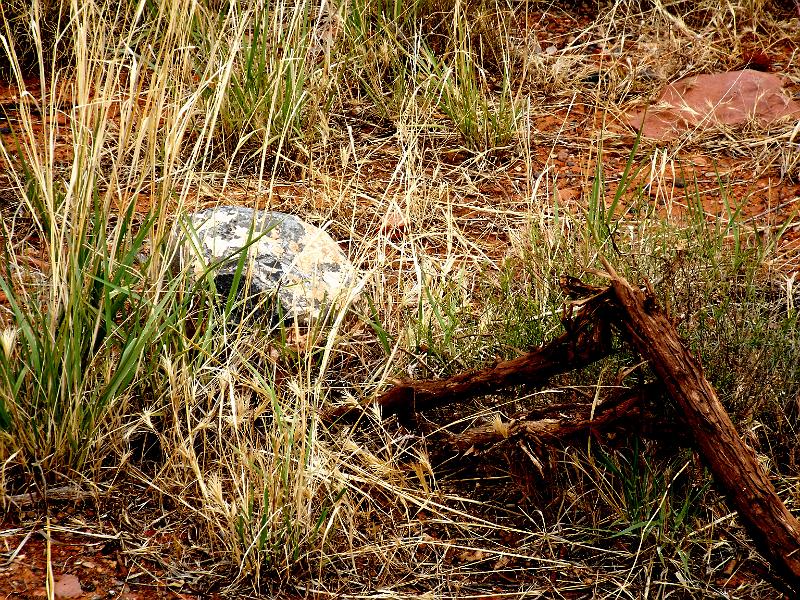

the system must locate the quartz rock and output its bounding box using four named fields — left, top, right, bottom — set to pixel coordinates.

left=172, top=206, right=357, bottom=323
